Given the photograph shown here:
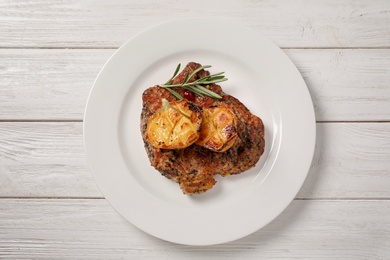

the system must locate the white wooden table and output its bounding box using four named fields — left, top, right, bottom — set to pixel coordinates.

left=1, top=1, right=389, bottom=258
